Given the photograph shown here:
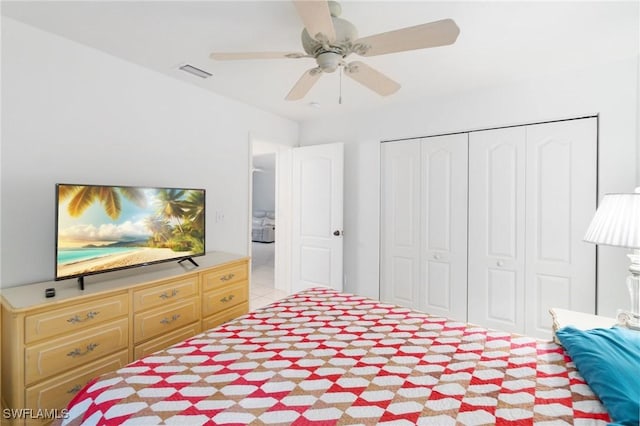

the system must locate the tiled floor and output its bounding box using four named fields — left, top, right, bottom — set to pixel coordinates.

left=250, top=242, right=288, bottom=310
